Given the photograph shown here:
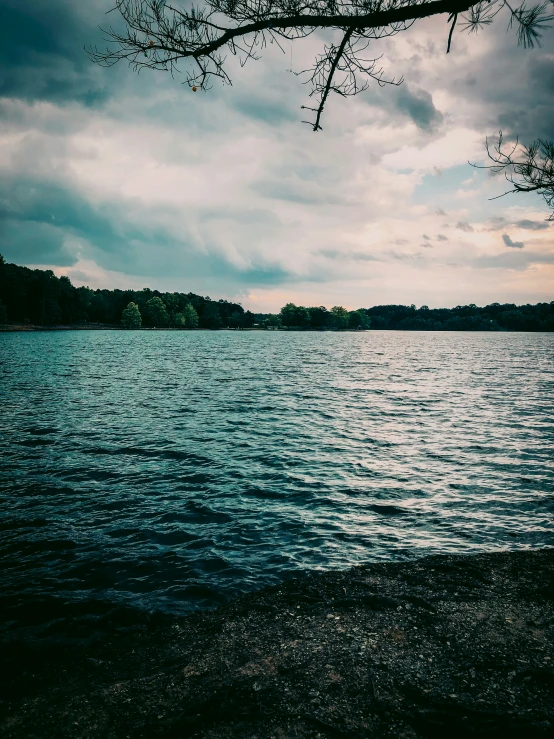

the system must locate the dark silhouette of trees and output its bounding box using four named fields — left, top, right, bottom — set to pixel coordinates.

left=308, top=306, right=330, bottom=329
left=200, top=302, right=223, bottom=328
left=89, top=0, right=553, bottom=131
left=264, top=313, right=282, bottom=328
left=0, top=256, right=245, bottom=329
left=1, top=256, right=552, bottom=331
left=280, top=302, right=310, bottom=327
left=278, top=301, right=372, bottom=328
left=364, top=301, right=554, bottom=330
left=262, top=301, right=554, bottom=330
left=349, top=308, right=371, bottom=329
